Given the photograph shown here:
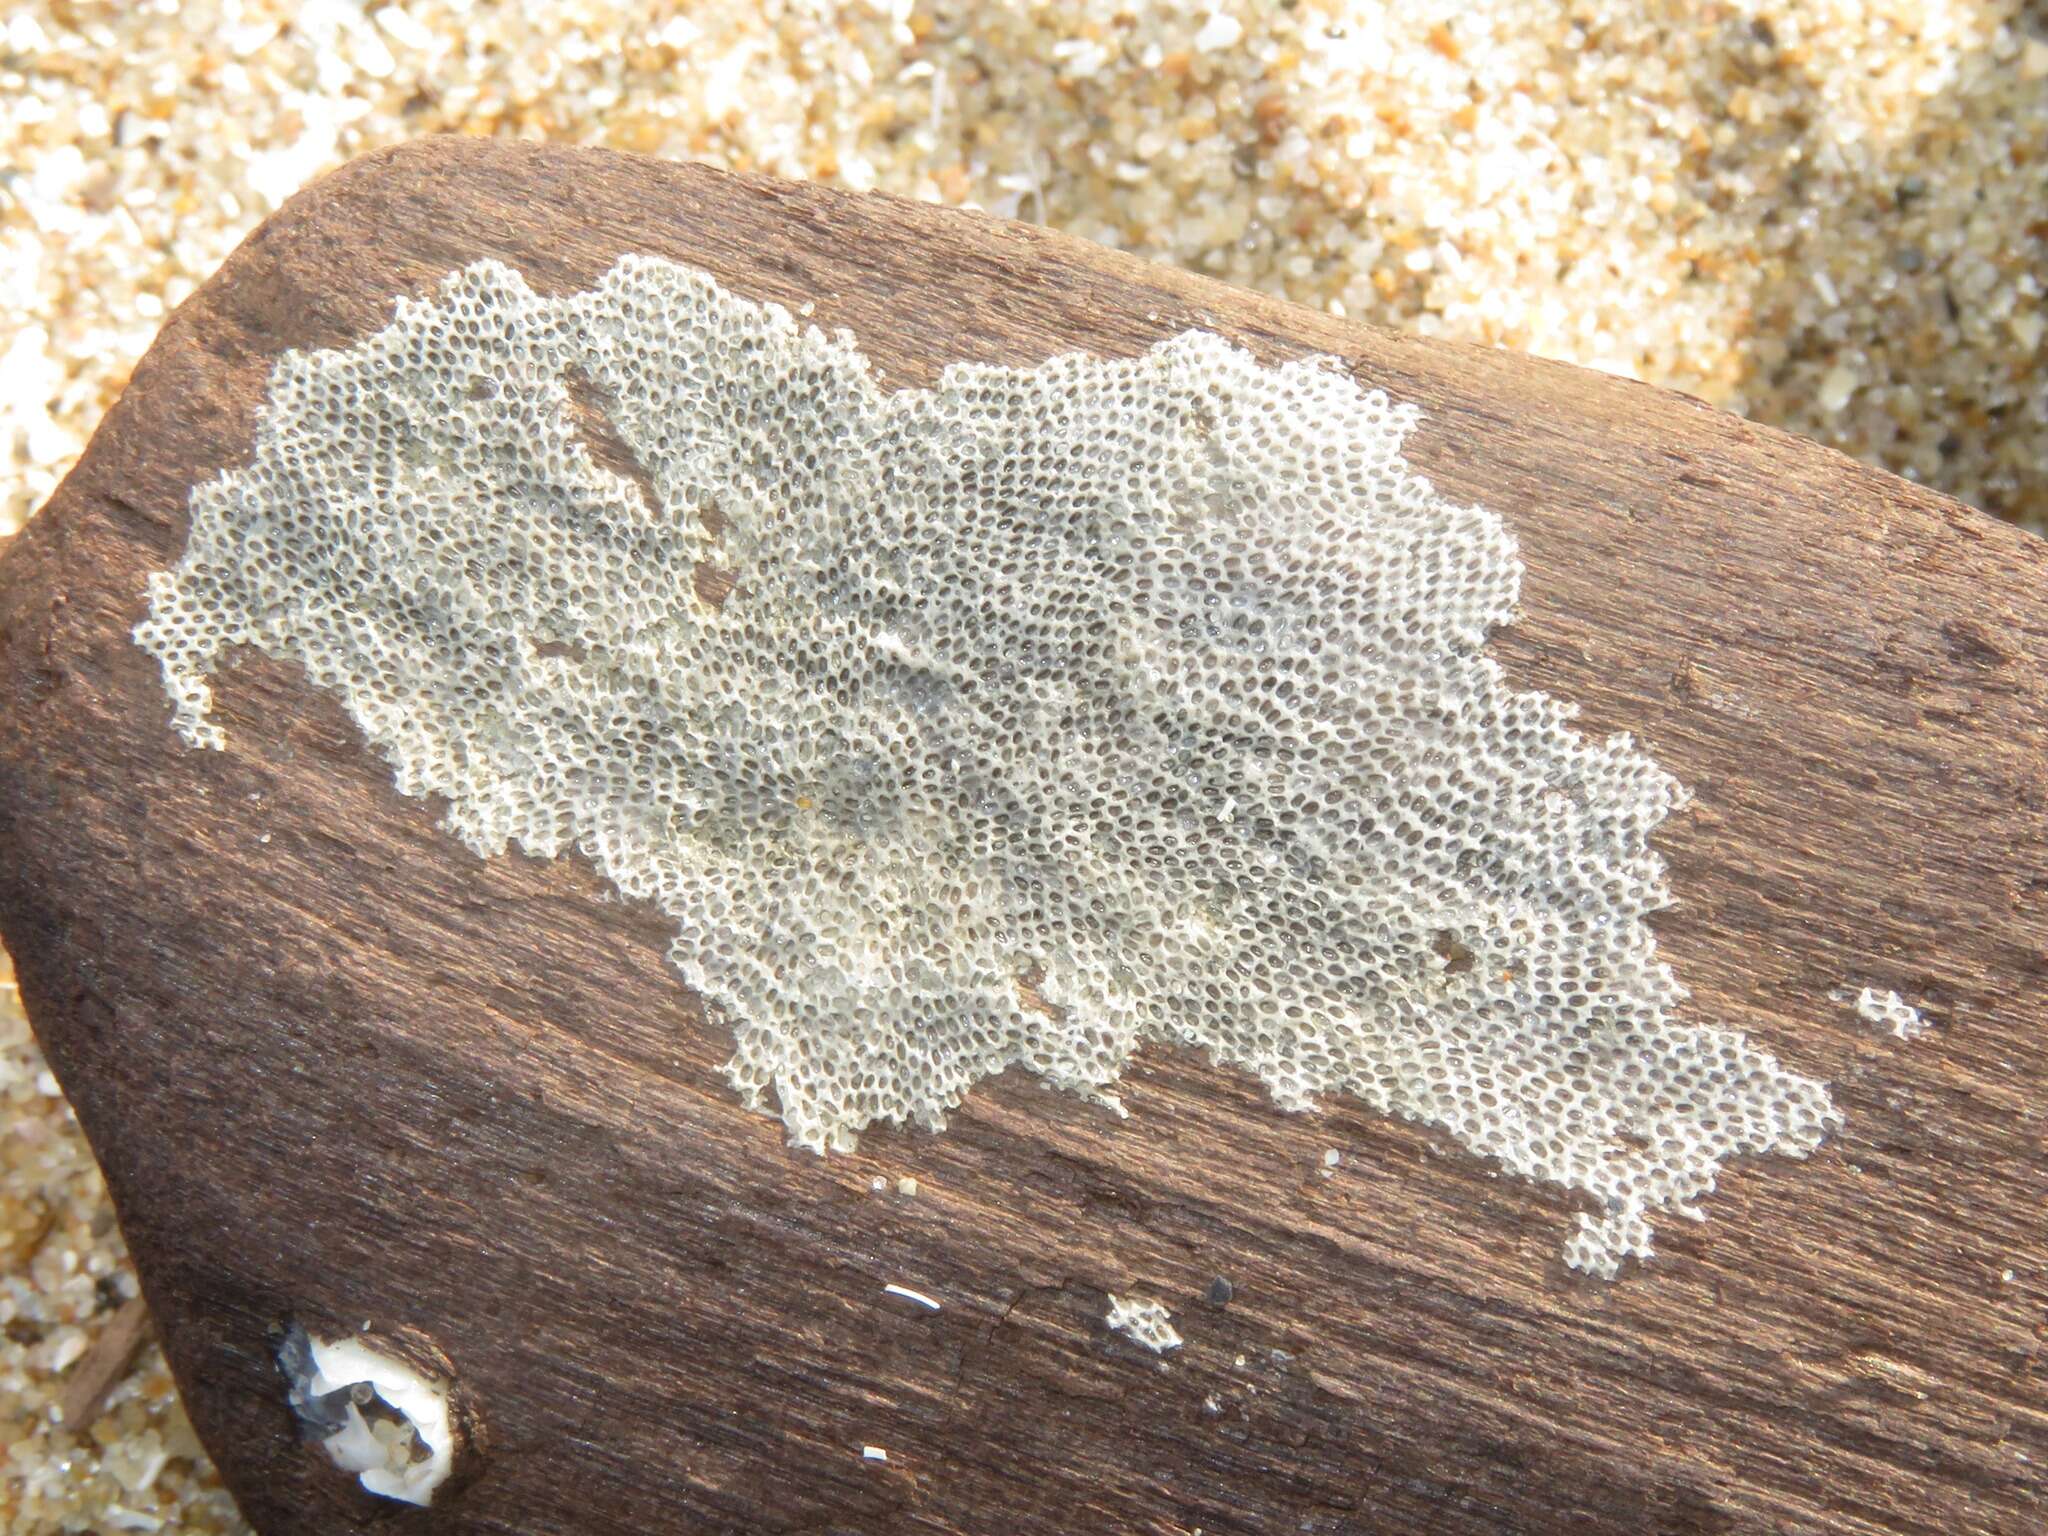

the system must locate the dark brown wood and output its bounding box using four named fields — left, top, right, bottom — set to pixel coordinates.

left=1, top=138, right=2044, bottom=1536
left=58, top=1295, right=153, bottom=1432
